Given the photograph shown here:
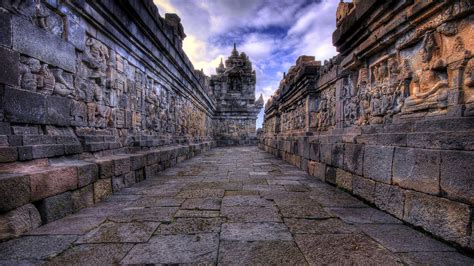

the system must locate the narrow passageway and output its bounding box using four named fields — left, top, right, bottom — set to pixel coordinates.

left=0, top=147, right=471, bottom=265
